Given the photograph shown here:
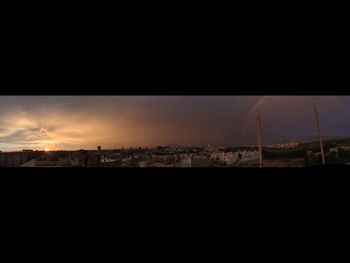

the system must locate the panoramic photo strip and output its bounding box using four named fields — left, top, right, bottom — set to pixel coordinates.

left=1, top=96, right=350, bottom=167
